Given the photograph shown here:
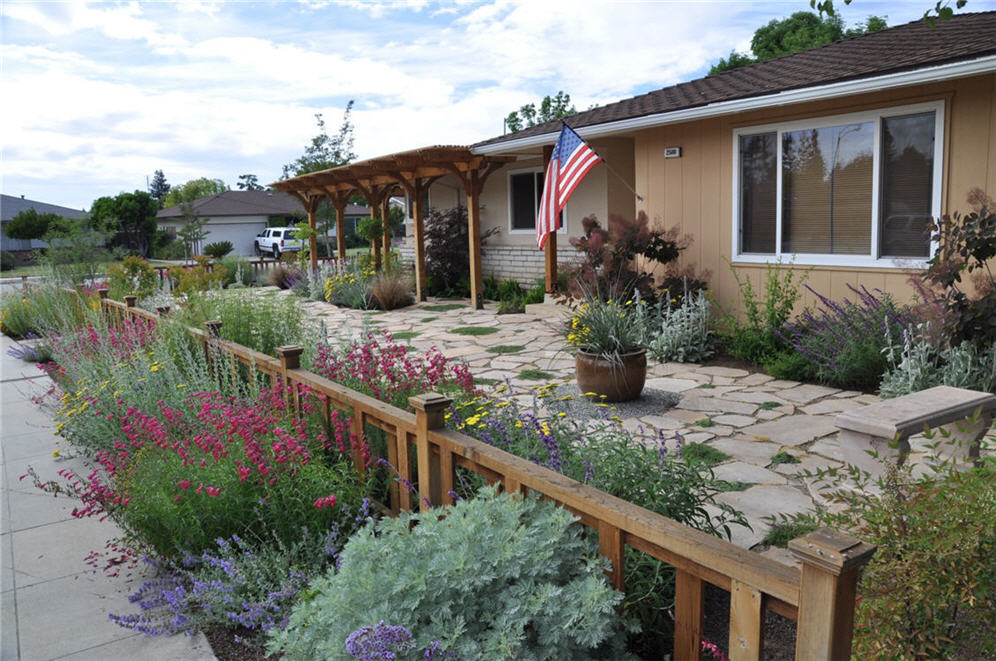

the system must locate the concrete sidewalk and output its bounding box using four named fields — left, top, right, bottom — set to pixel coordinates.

left=1, top=334, right=215, bottom=661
